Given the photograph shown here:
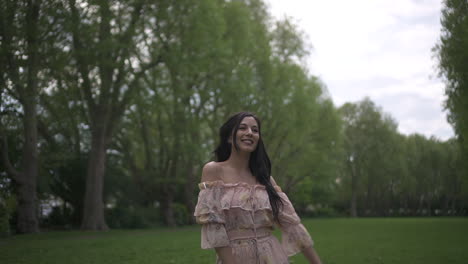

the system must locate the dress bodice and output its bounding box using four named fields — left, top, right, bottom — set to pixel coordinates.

left=194, top=180, right=313, bottom=257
